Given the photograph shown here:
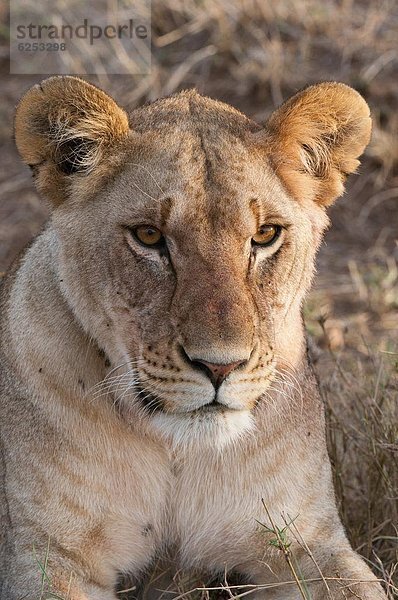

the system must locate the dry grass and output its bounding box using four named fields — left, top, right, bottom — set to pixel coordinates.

left=1, top=0, right=397, bottom=597
left=322, top=349, right=398, bottom=598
